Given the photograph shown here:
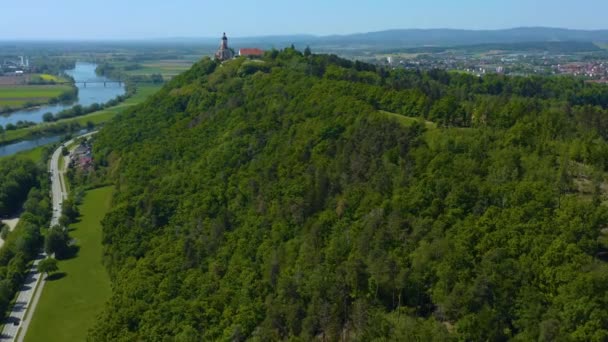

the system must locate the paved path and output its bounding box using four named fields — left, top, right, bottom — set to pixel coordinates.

left=0, top=132, right=97, bottom=342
